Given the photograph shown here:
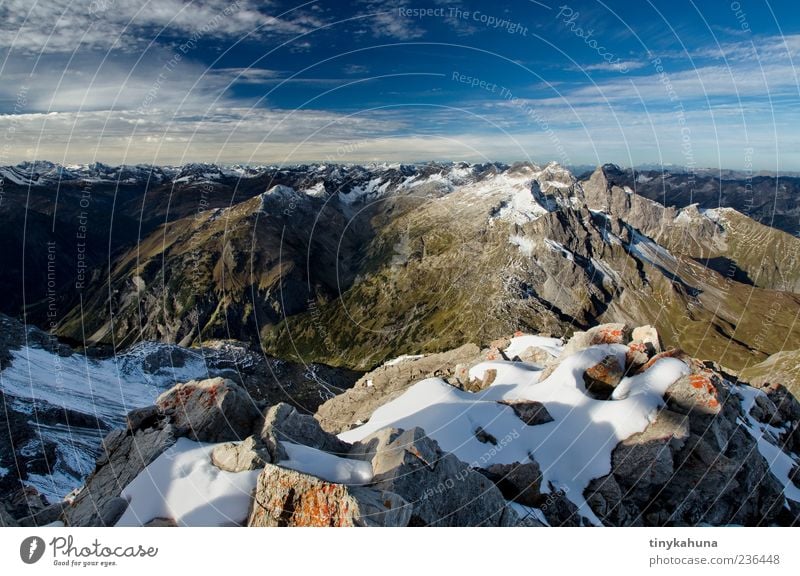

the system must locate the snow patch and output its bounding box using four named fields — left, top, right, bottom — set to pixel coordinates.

left=544, top=238, right=574, bottom=261
left=278, top=442, right=373, bottom=485
left=384, top=354, right=425, bottom=366
left=735, top=385, right=800, bottom=502
left=116, top=438, right=260, bottom=527
left=339, top=344, right=690, bottom=524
